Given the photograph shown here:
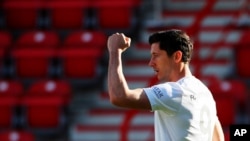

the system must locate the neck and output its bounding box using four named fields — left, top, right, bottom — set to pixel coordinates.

left=169, top=63, right=192, bottom=82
